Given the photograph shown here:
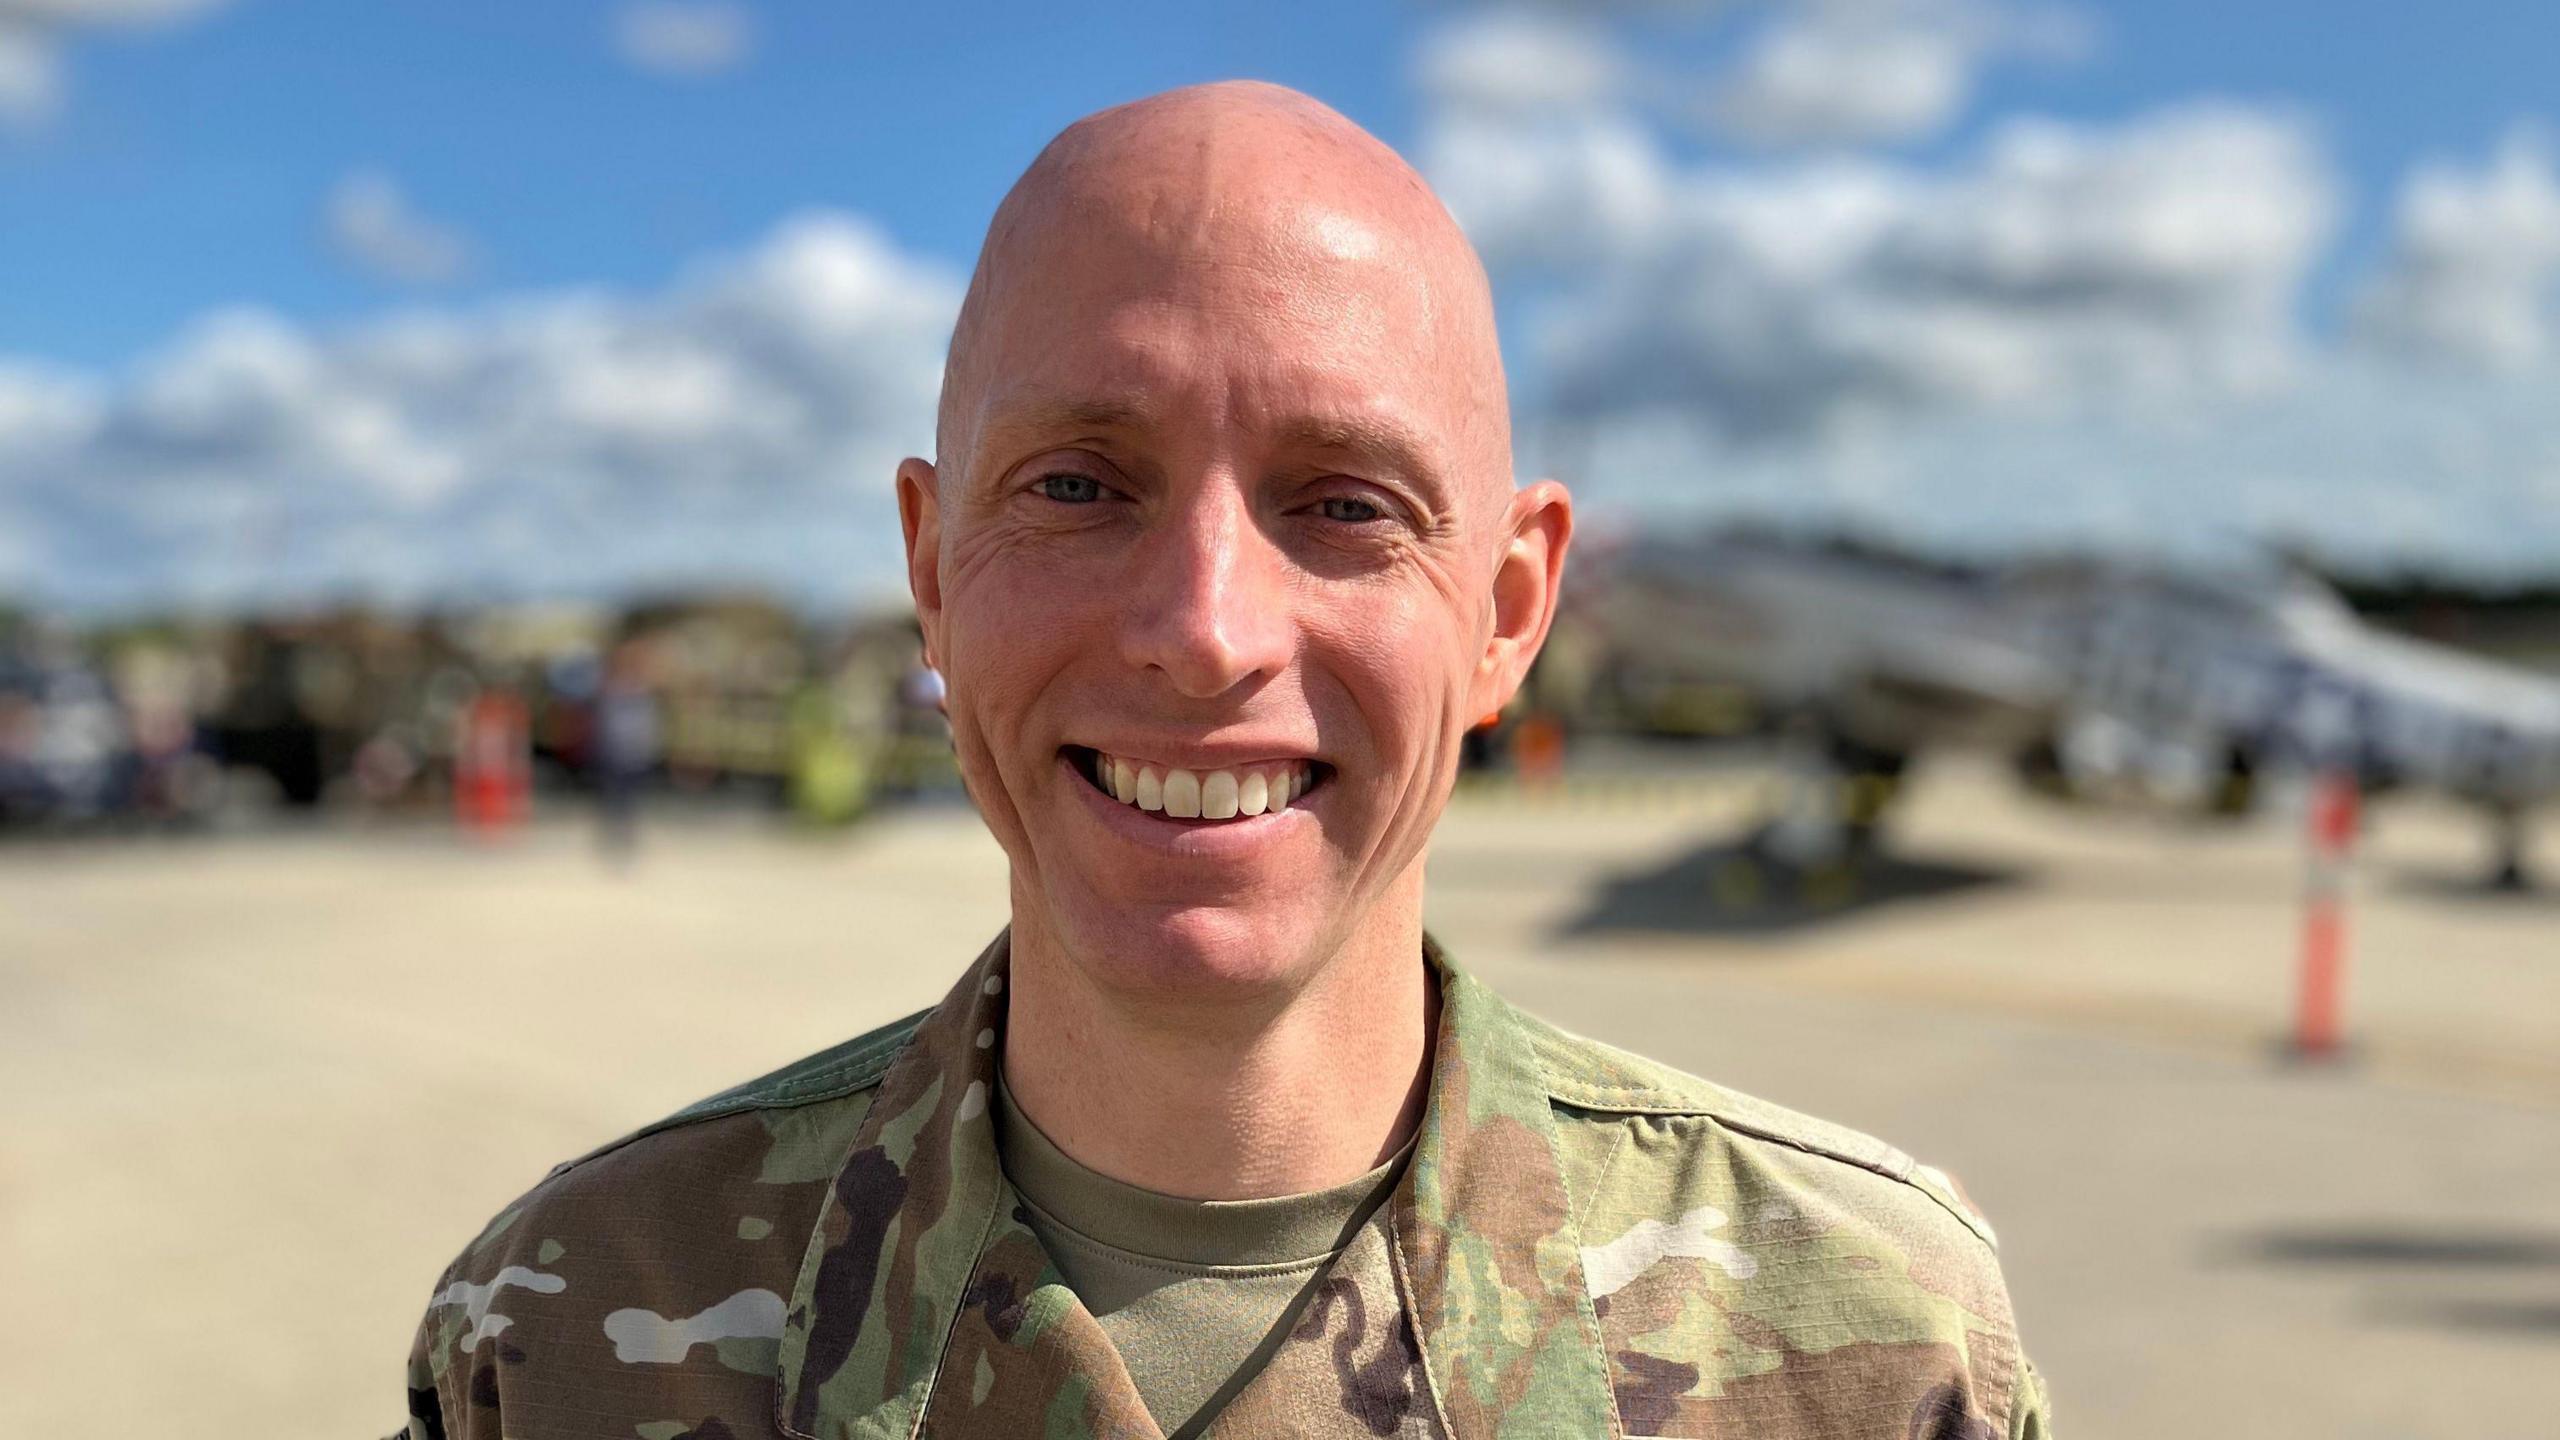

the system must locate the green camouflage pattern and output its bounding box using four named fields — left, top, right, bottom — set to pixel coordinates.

left=400, top=931, right=2051, bottom=1439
